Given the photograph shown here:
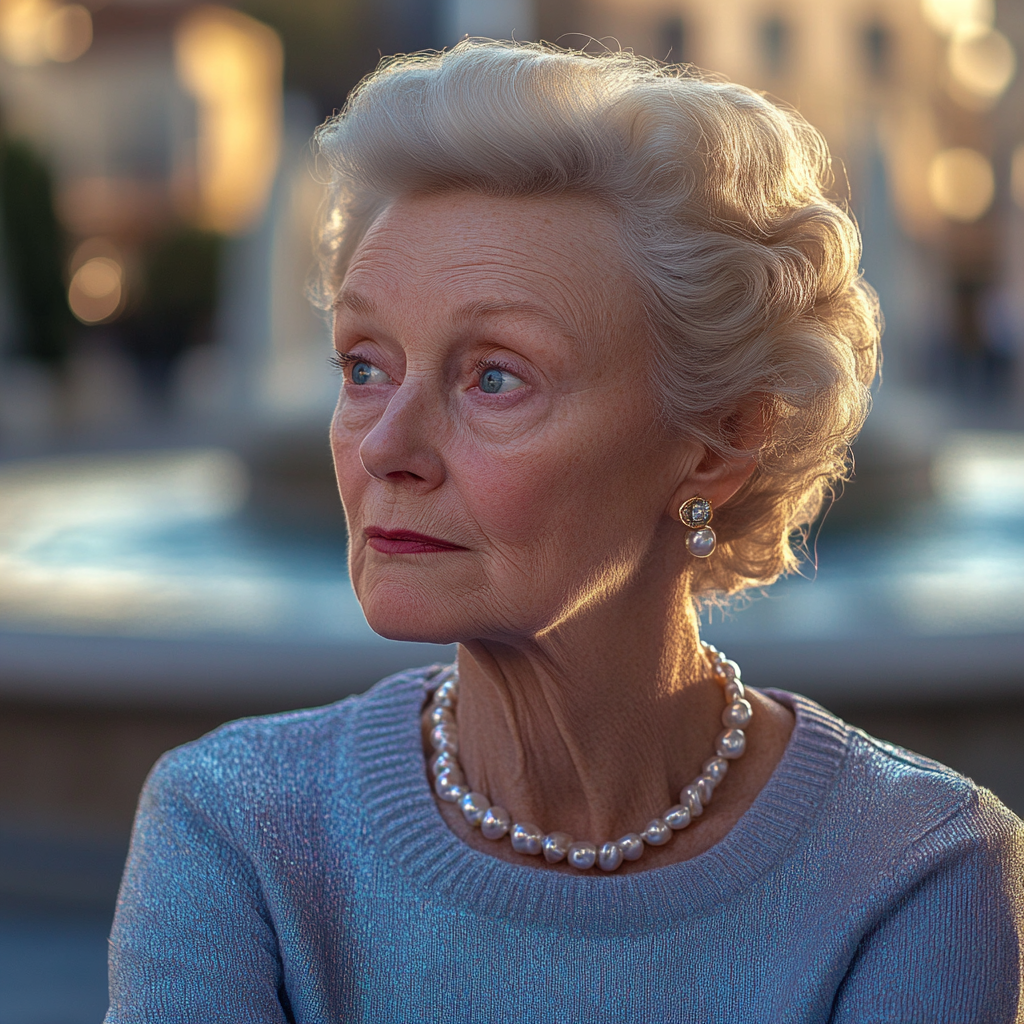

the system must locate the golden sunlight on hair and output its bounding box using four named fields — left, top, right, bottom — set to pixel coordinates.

left=316, top=41, right=882, bottom=602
